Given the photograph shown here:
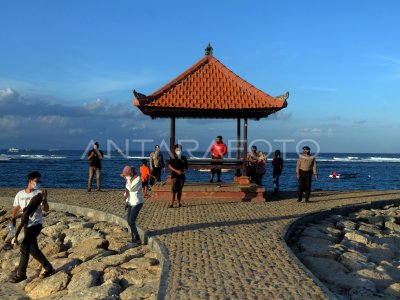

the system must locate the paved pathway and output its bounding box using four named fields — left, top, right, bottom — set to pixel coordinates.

left=2, top=188, right=400, bottom=299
